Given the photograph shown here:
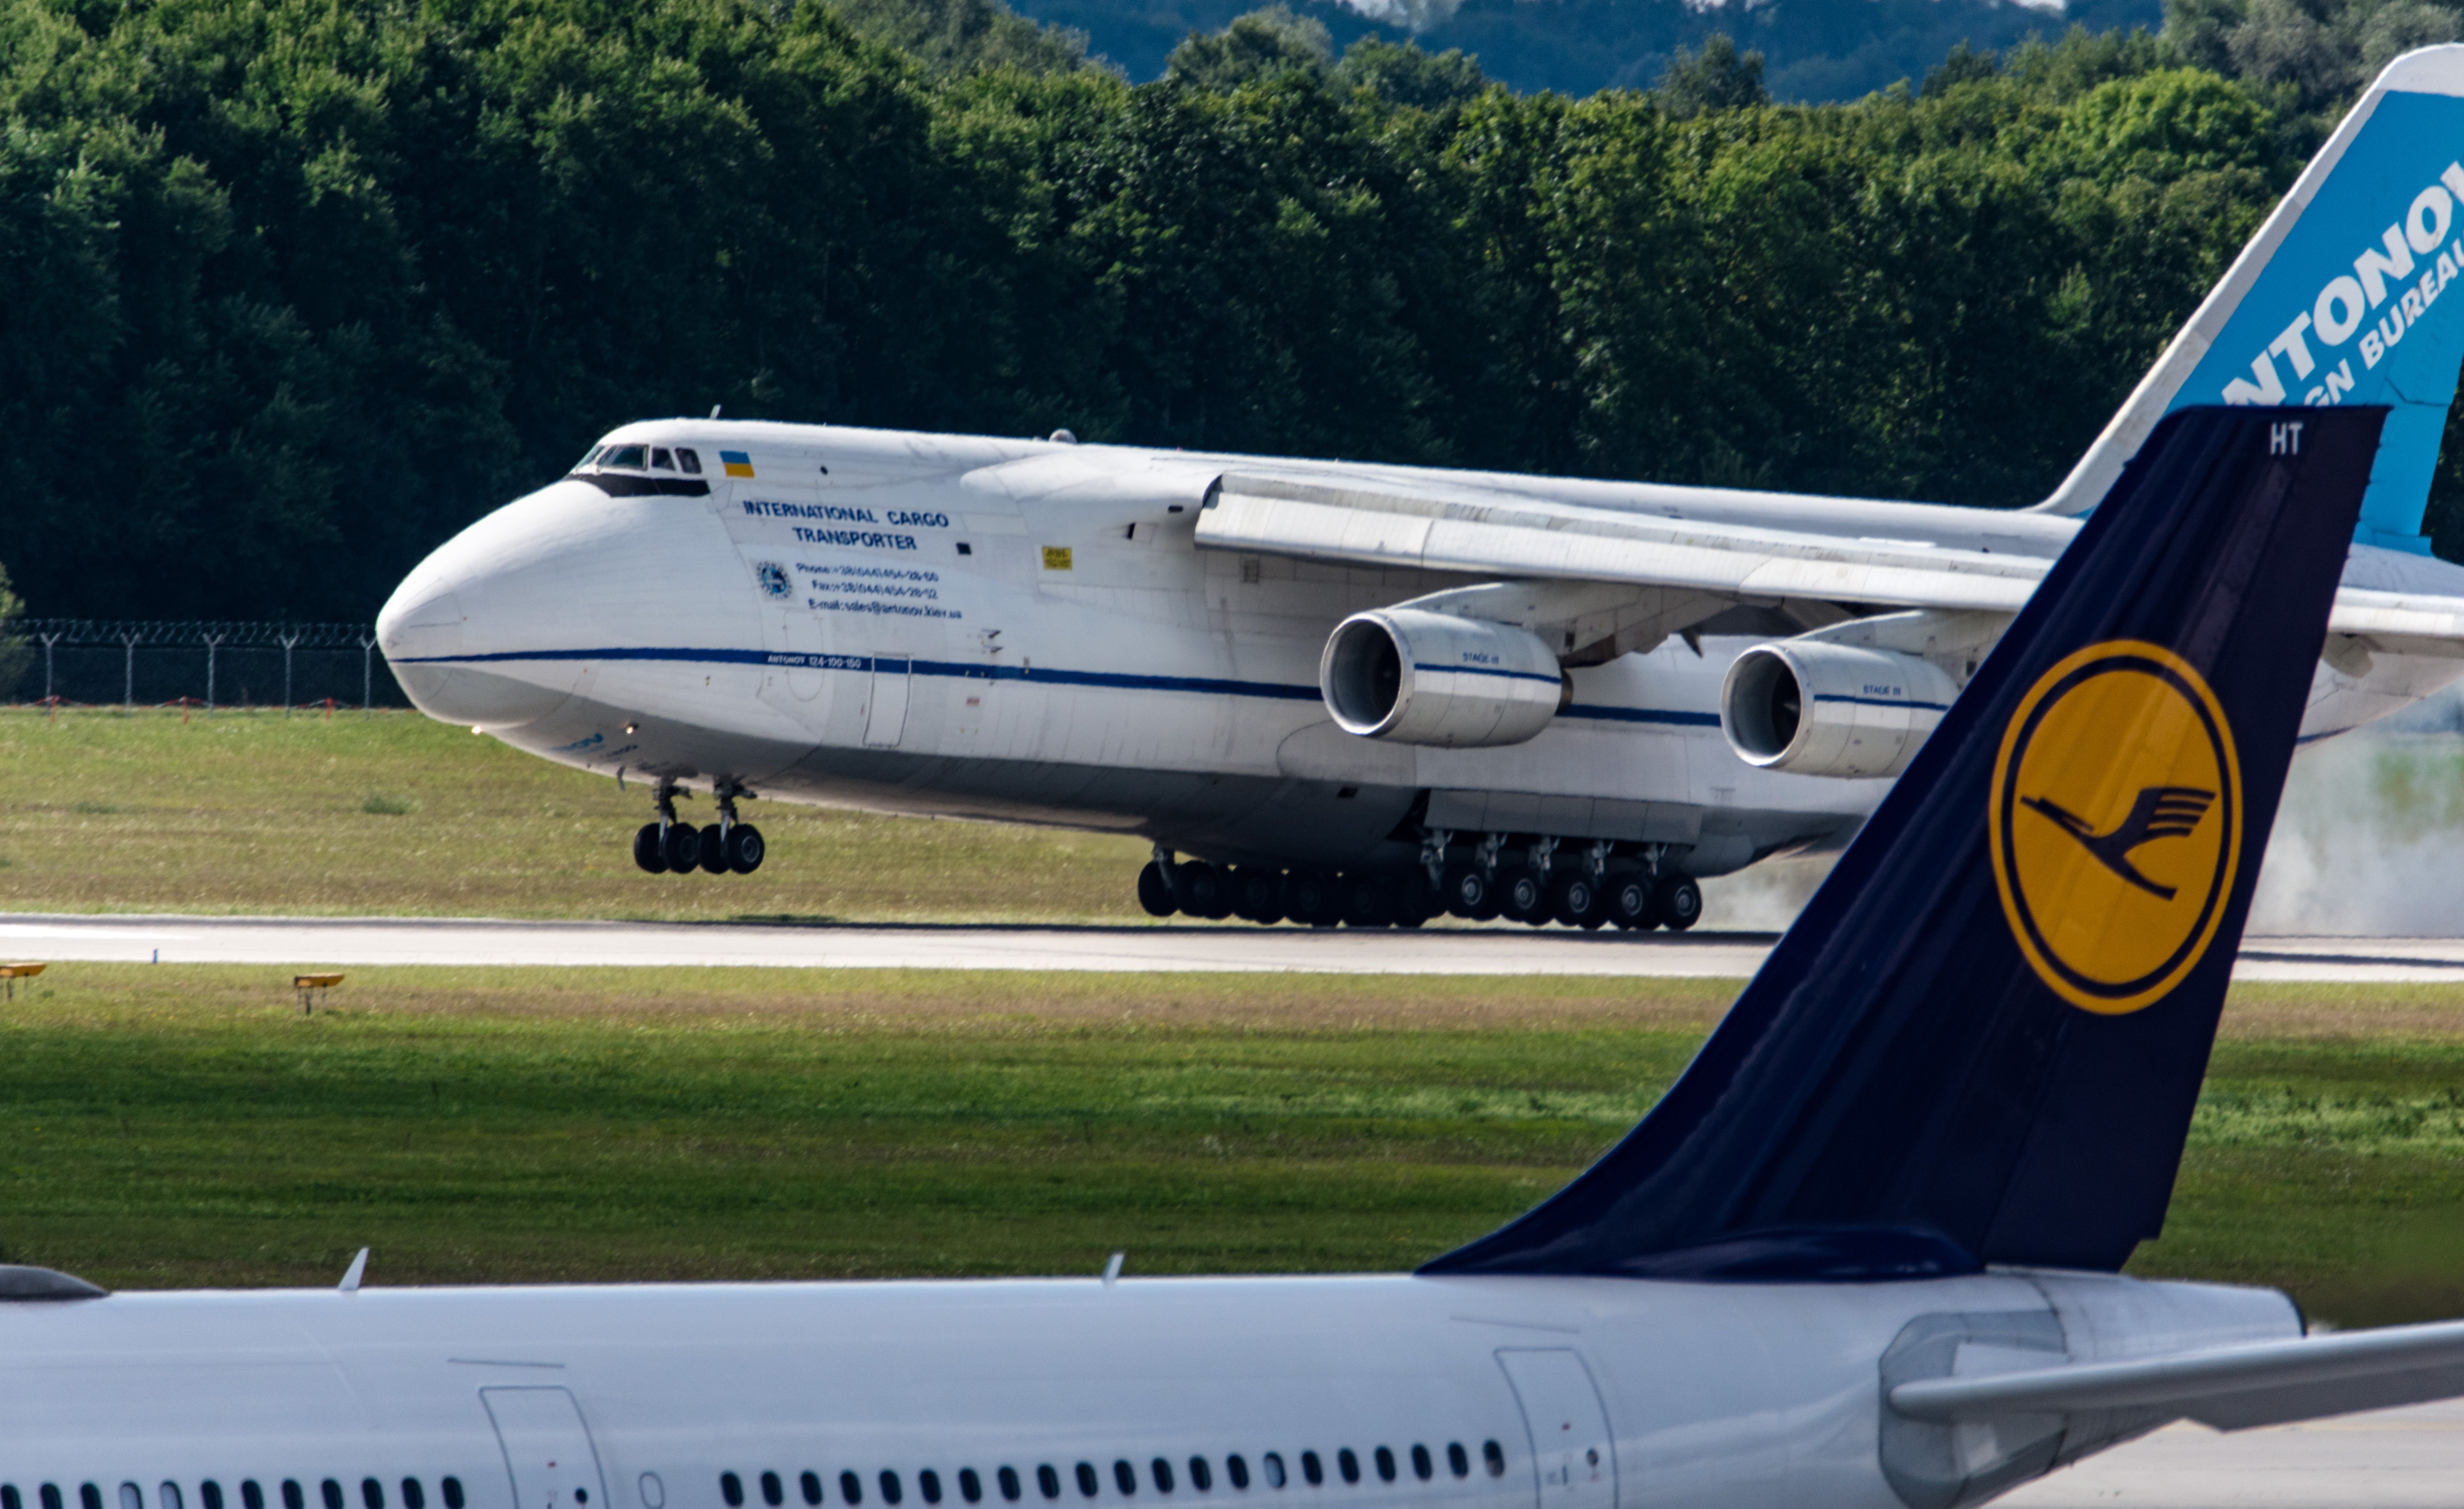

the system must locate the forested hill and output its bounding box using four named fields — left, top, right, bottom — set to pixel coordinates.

left=0, top=0, right=2458, bottom=626
left=1013, top=0, right=2168, bottom=101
